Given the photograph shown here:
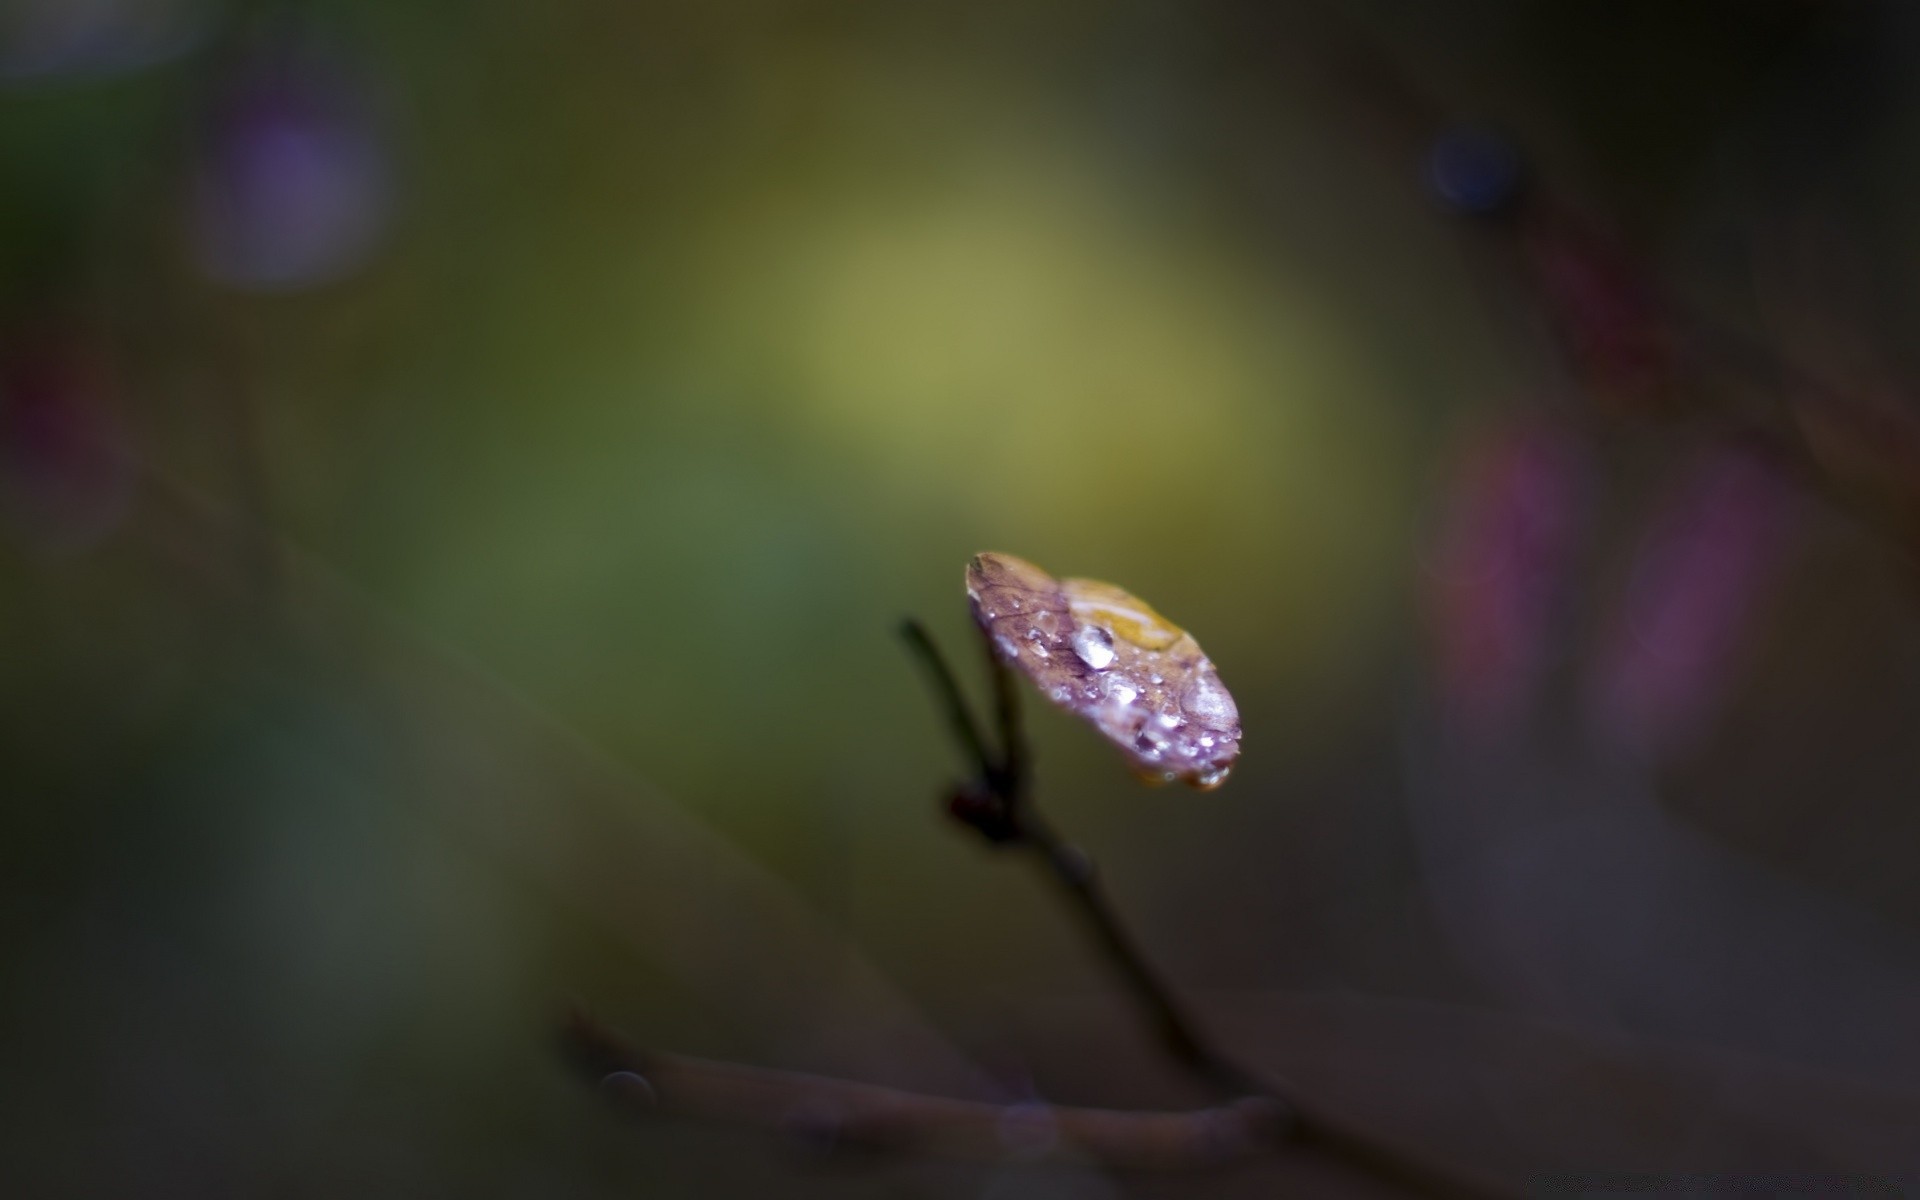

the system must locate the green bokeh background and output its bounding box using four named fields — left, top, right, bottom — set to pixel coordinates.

left=9, top=2, right=1918, bottom=1196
